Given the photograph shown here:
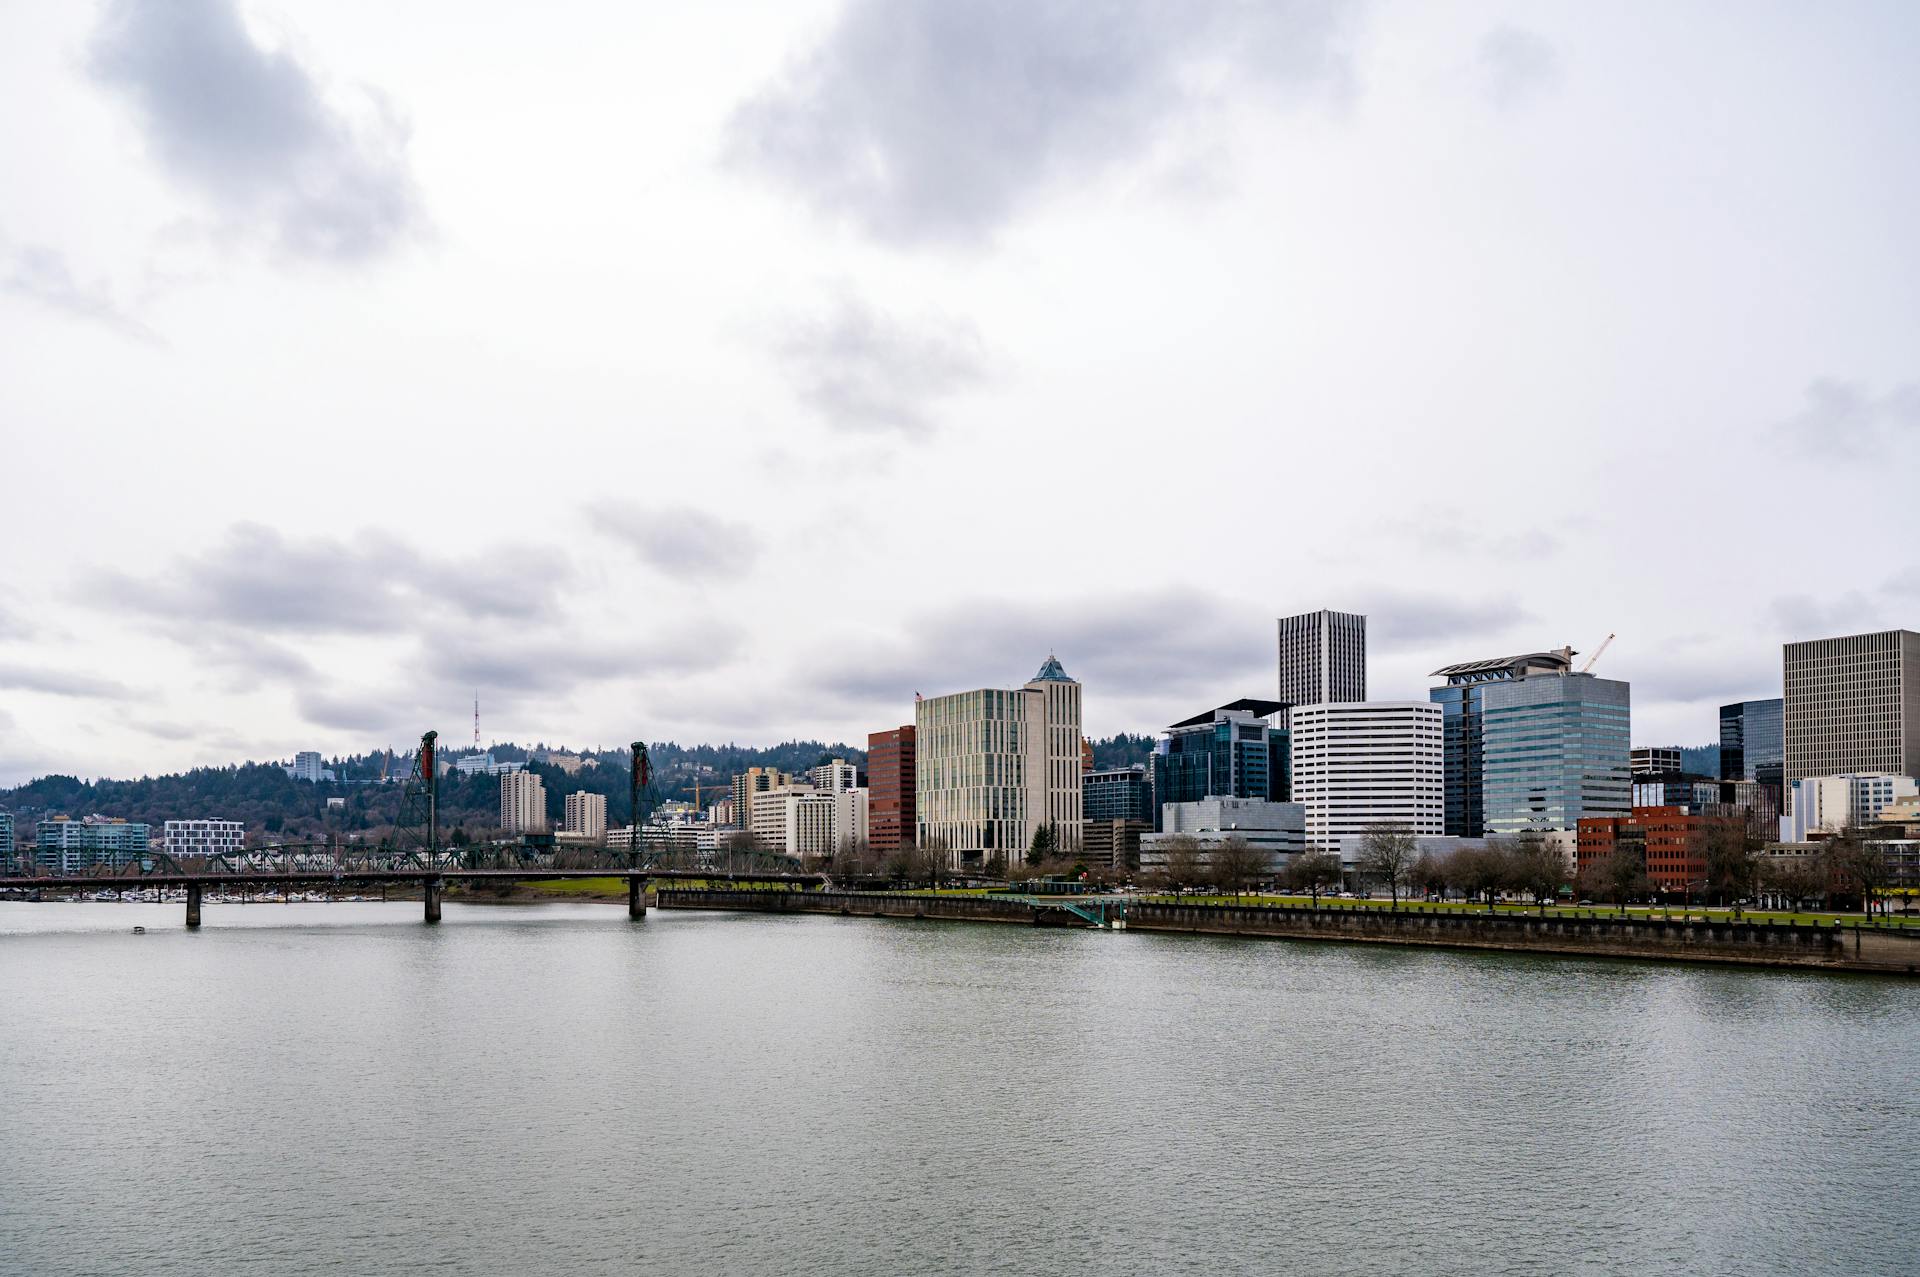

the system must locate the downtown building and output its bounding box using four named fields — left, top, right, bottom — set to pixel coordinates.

left=1630, top=747, right=1682, bottom=776
left=1083, top=763, right=1154, bottom=869
left=1277, top=610, right=1366, bottom=706
left=748, top=783, right=868, bottom=858
left=1139, top=796, right=1307, bottom=876
left=916, top=656, right=1083, bottom=867
left=0, top=811, right=13, bottom=871
left=867, top=726, right=916, bottom=851
left=1779, top=773, right=1919, bottom=841
left=563, top=791, right=607, bottom=840
left=1152, top=699, right=1291, bottom=823
left=1782, top=629, right=1920, bottom=813
left=1719, top=698, right=1784, bottom=791
left=500, top=770, right=548, bottom=835
left=1430, top=649, right=1630, bottom=839
left=1287, top=701, right=1443, bottom=860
